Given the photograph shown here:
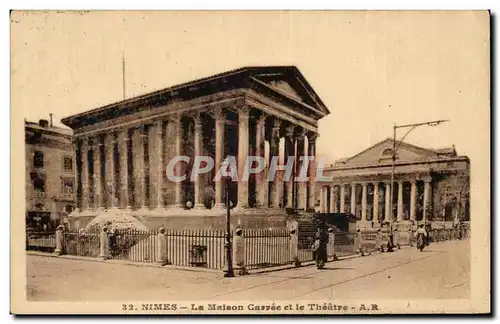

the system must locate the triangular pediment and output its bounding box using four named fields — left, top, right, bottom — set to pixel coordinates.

left=337, top=138, right=440, bottom=166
